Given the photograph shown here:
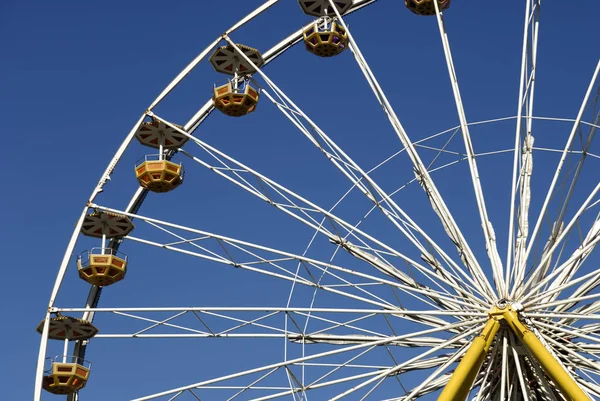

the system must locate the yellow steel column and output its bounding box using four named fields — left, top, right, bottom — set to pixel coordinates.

left=503, top=308, right=590, bottom=401
left=437, top=314, right=501, bottom=401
